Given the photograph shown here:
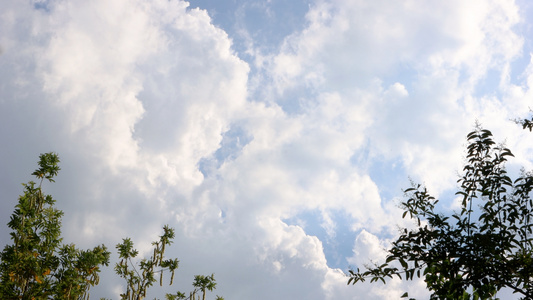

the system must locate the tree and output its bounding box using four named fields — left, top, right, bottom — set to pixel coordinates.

left=190, top=274, right=220, bottom=300
left=0, top=152, right=110, bottom=299
left=0, top=152, right=224, bottom=300
left=165, top=274, right=223, bottom=300
left=115, top=227, right=223, bottom=300
left=348, top=124, right=533, bottom=299
left=114, top=225, right=179, bottom=300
